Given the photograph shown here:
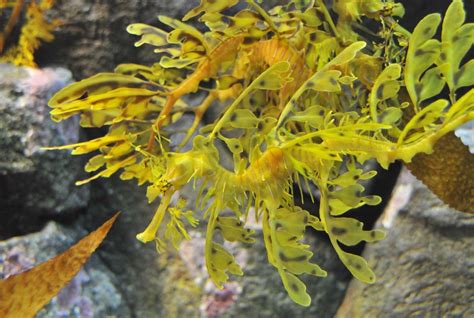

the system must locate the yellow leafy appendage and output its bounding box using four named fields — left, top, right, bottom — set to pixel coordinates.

left=0, top=0, right=60, bottom=67
left=48, top=0, right=474, bottom=306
